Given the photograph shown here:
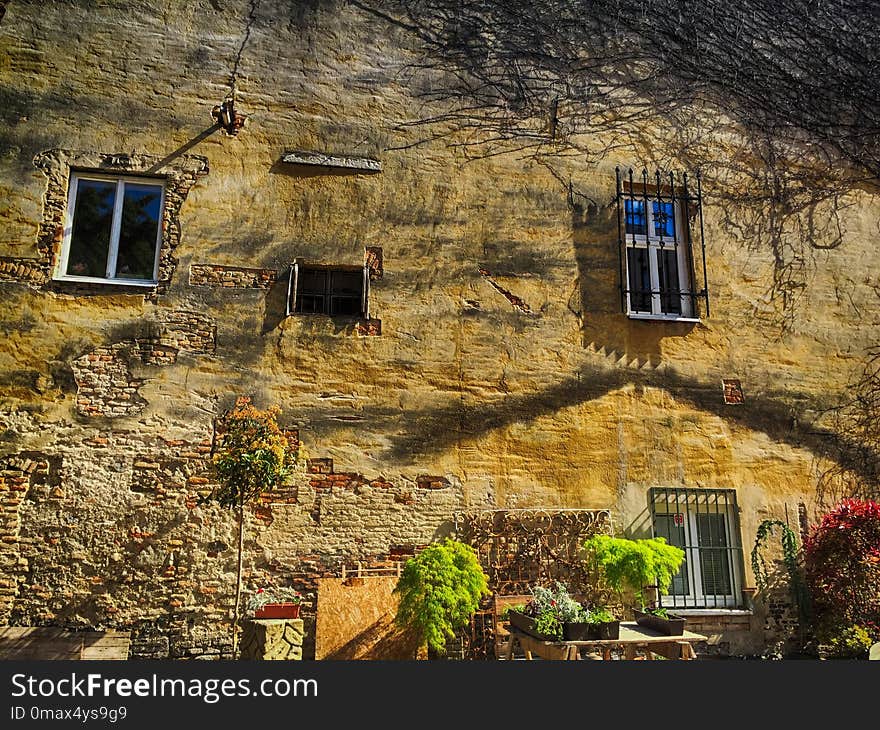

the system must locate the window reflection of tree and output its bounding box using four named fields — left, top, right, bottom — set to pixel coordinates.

left=68, top=181, right=115, bottom=278
left=116, top=186, right=161, bottom=280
